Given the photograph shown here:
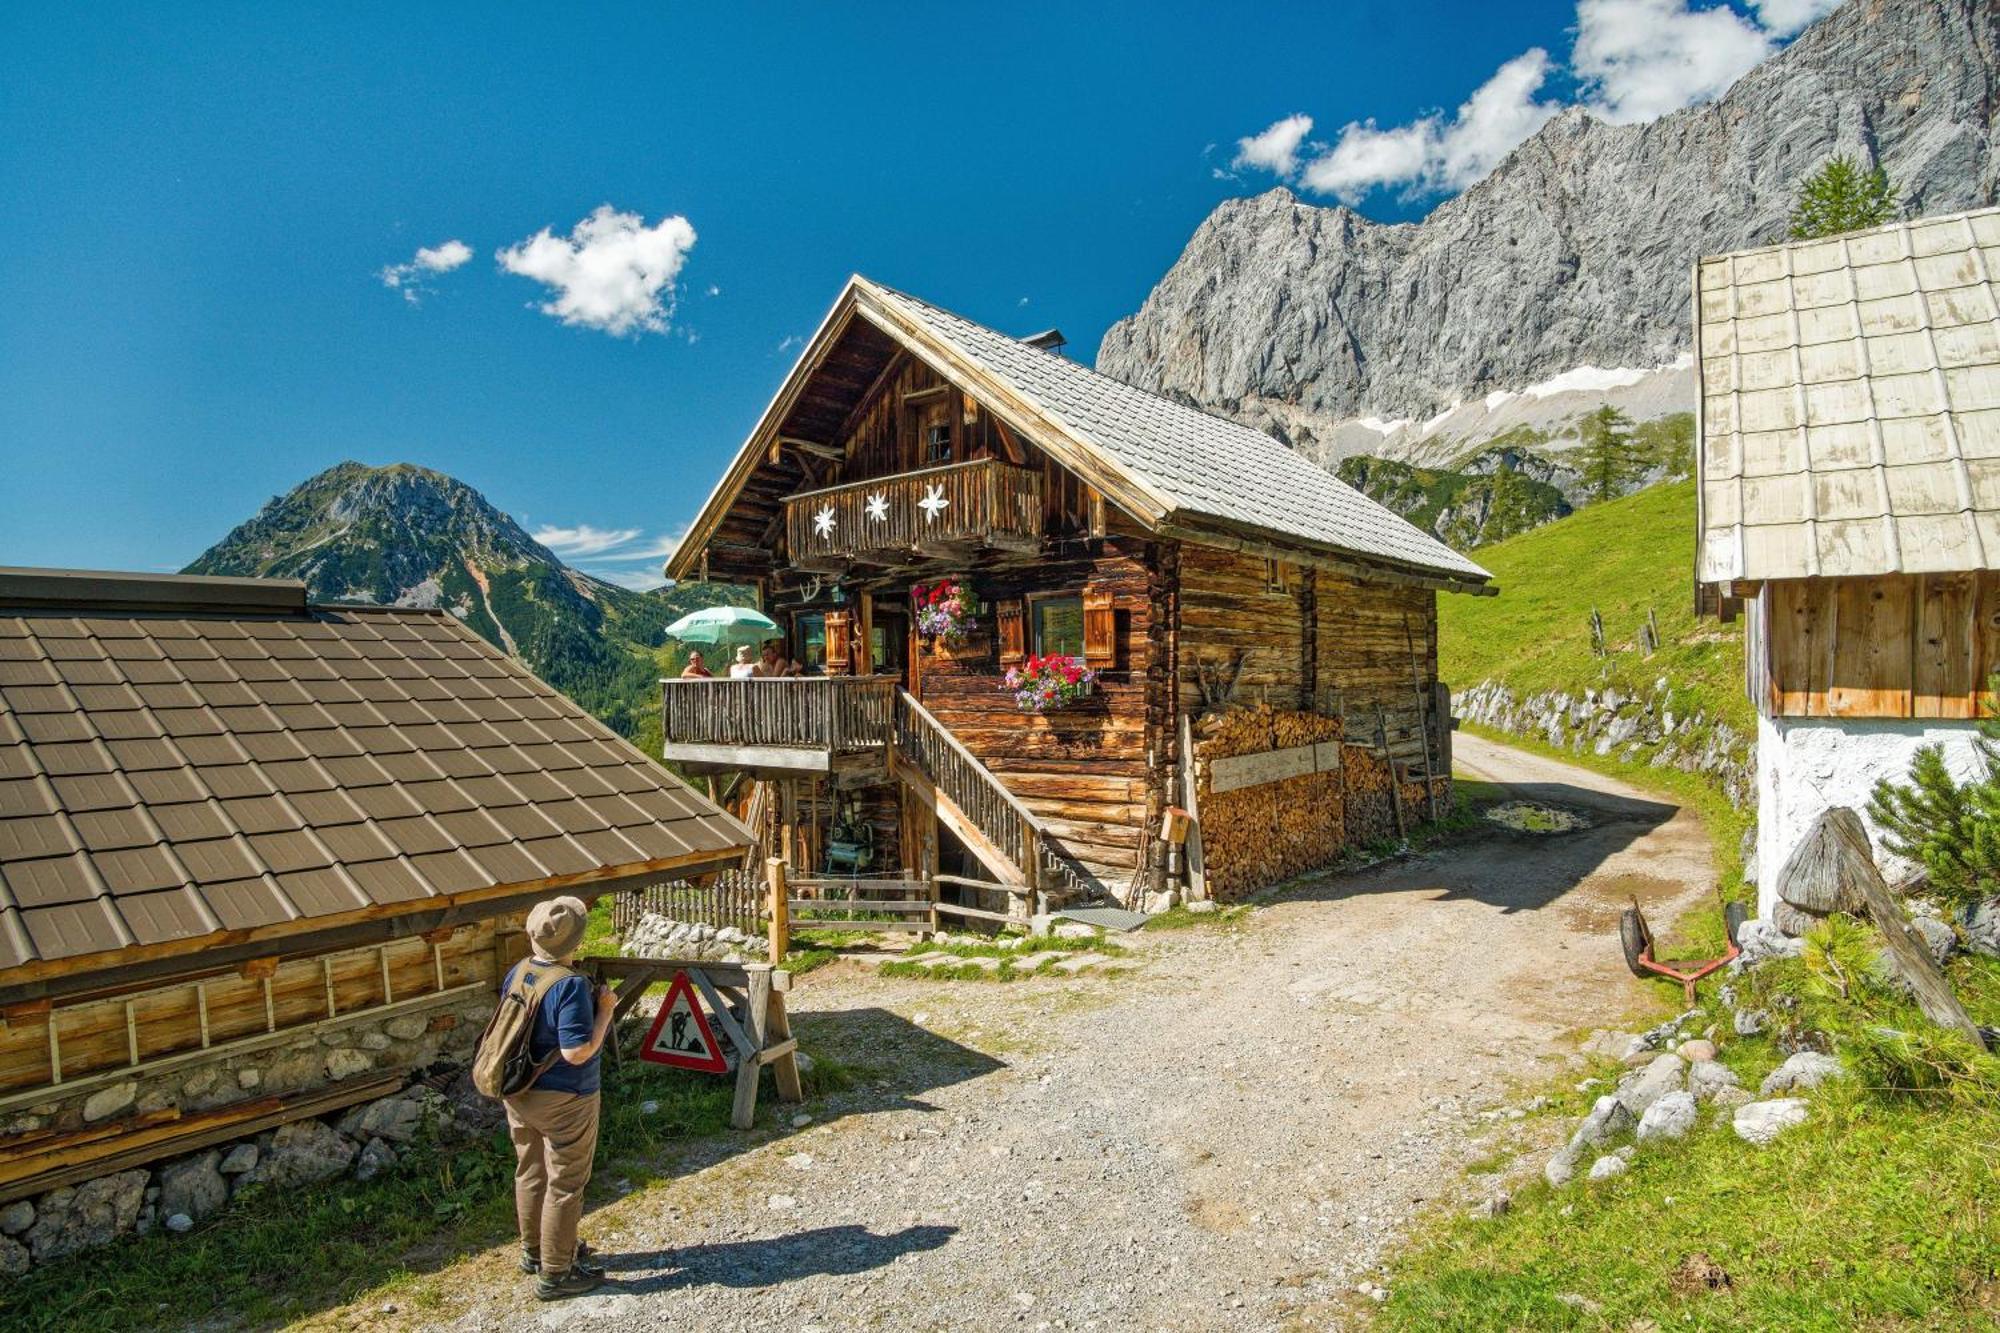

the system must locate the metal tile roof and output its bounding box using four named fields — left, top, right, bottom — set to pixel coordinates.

left=863, top=281, right=1492, bottom=583
left=1696, top=205, right=2000, bottom=583
left=0, top=570, right=754, bottom=975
